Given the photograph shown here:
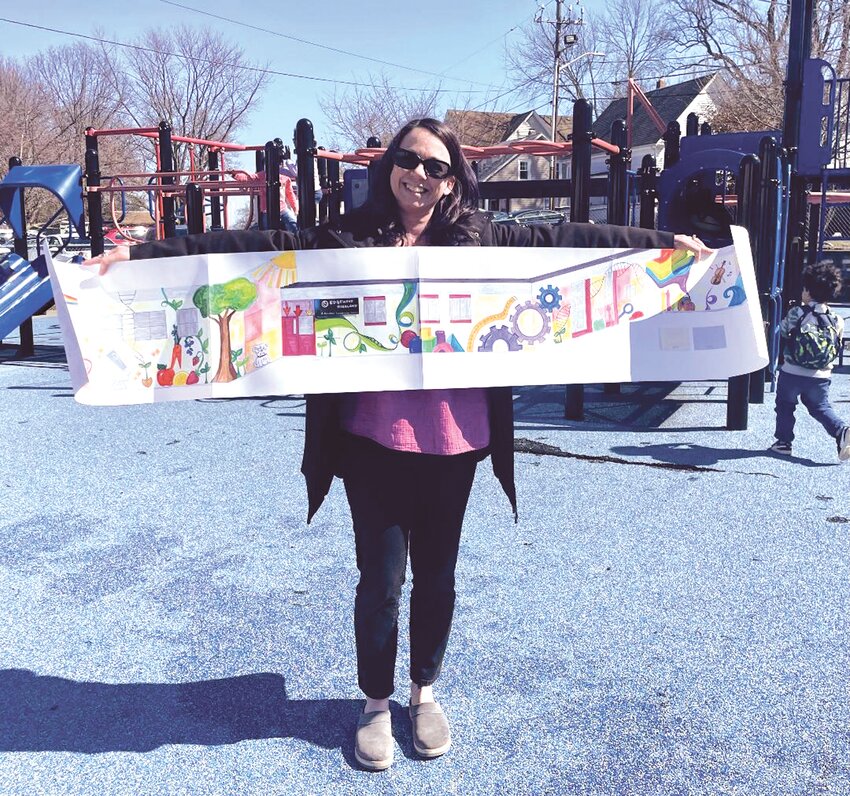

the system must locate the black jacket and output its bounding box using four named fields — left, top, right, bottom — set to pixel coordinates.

left=131, top=211, right=675, bottom=522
